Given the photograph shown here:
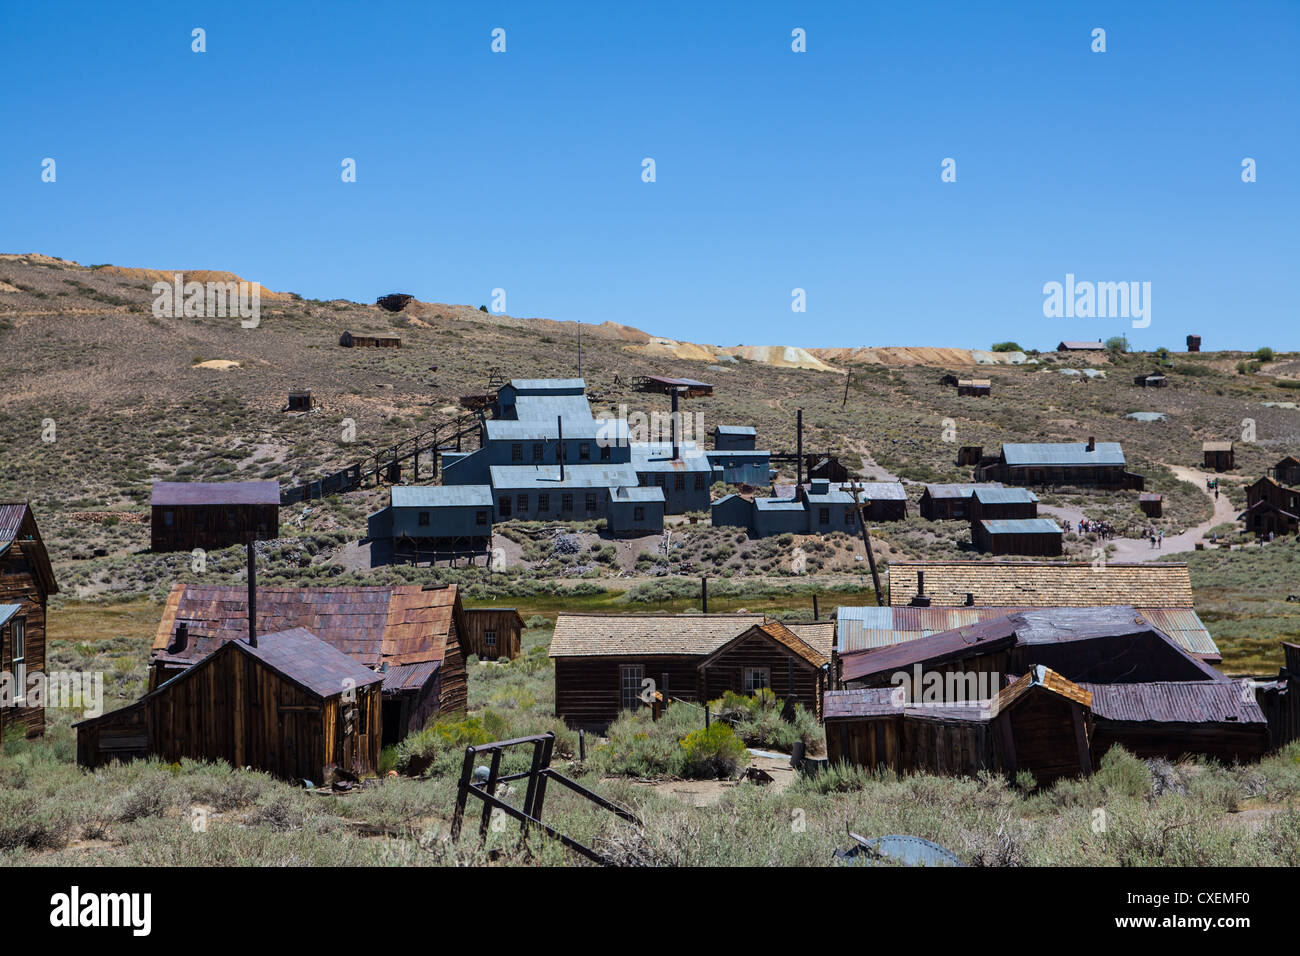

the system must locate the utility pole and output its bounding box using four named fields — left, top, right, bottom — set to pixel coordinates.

left=577, top=325, right=582, bottom=378
left=849, top=481, right=884, bottom=606
left=842, top=371, right=851, bottom=408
